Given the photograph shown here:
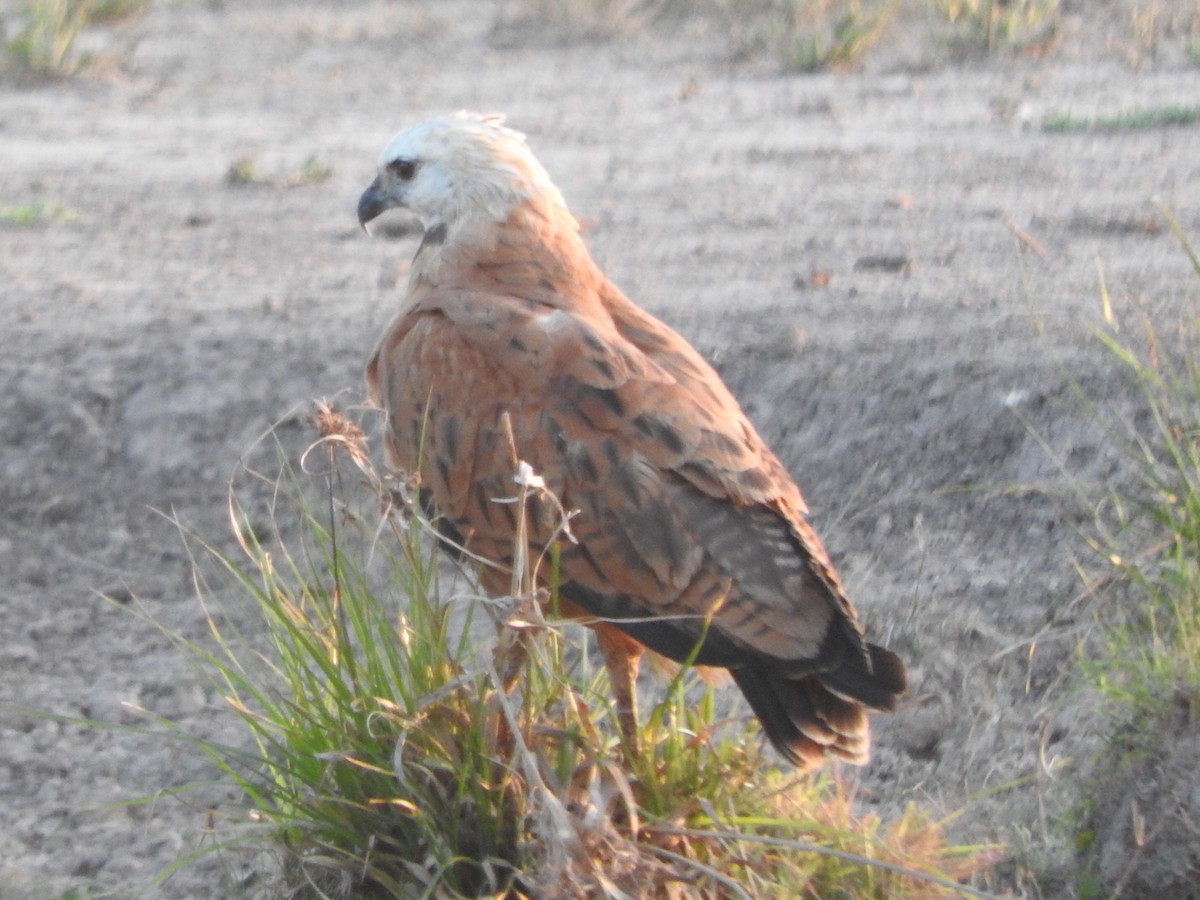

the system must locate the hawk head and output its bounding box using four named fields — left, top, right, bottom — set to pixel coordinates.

left=357, top=111, right=569, bottom=233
